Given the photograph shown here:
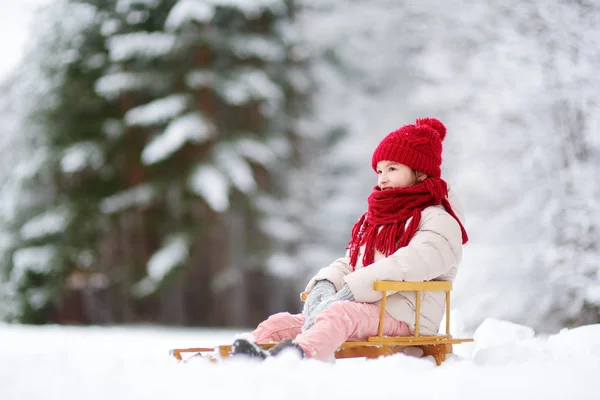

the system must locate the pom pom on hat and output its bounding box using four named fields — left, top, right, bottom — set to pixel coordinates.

left=415, top=118, right=446, bottom=141
left=371, top=117, right=447, bottom=178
